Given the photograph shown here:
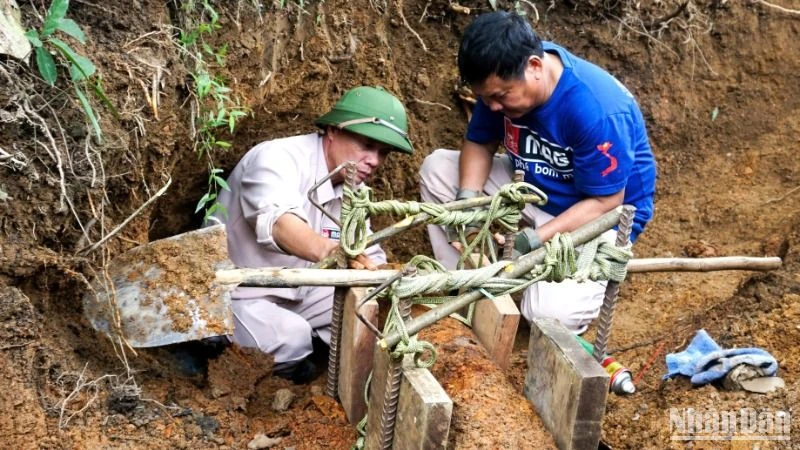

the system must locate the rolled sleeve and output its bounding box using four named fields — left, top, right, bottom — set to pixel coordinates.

left=254, top=207, right=309, bottom=253
left=240, top=147, right=310, bottom=253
